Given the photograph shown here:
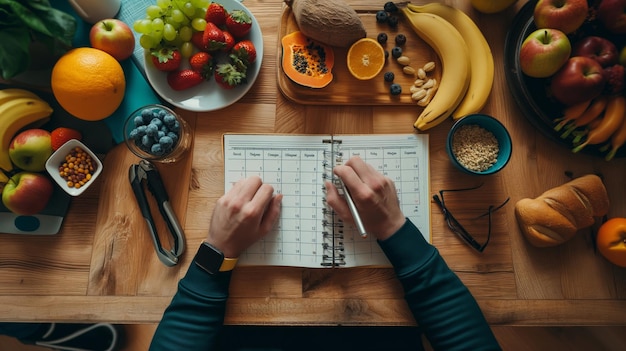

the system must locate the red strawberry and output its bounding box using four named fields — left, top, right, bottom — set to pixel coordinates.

left=204, top=2, right=227, bottom=26
left=150, top=47, right=182, bottom=72
left=167, top=69, right=204, bottom=91
left=230, top=40, right=256, bottom=71
left=202, top=22, right=226, bottom=52
left=51, top=127, right=82, bottom=151
left=191, top=31, right=206, bottom=51
left=222, top=31, right=235, bottom=52
left=214, top=63, right=246, bottom=89
left=225, top=9, right=252, bottom=39
left=189, top=52, right=214, bottom=78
